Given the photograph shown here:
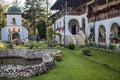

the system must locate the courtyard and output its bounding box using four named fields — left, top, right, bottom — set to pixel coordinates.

left=0, top=0, right=120, bottom=80
left=0, top=42, right=120, bottom=80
